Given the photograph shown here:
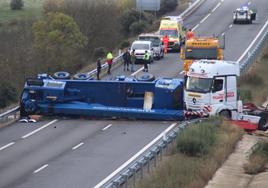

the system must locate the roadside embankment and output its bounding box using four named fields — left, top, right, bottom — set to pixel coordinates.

left=137, top=118, right=243, bottom=188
